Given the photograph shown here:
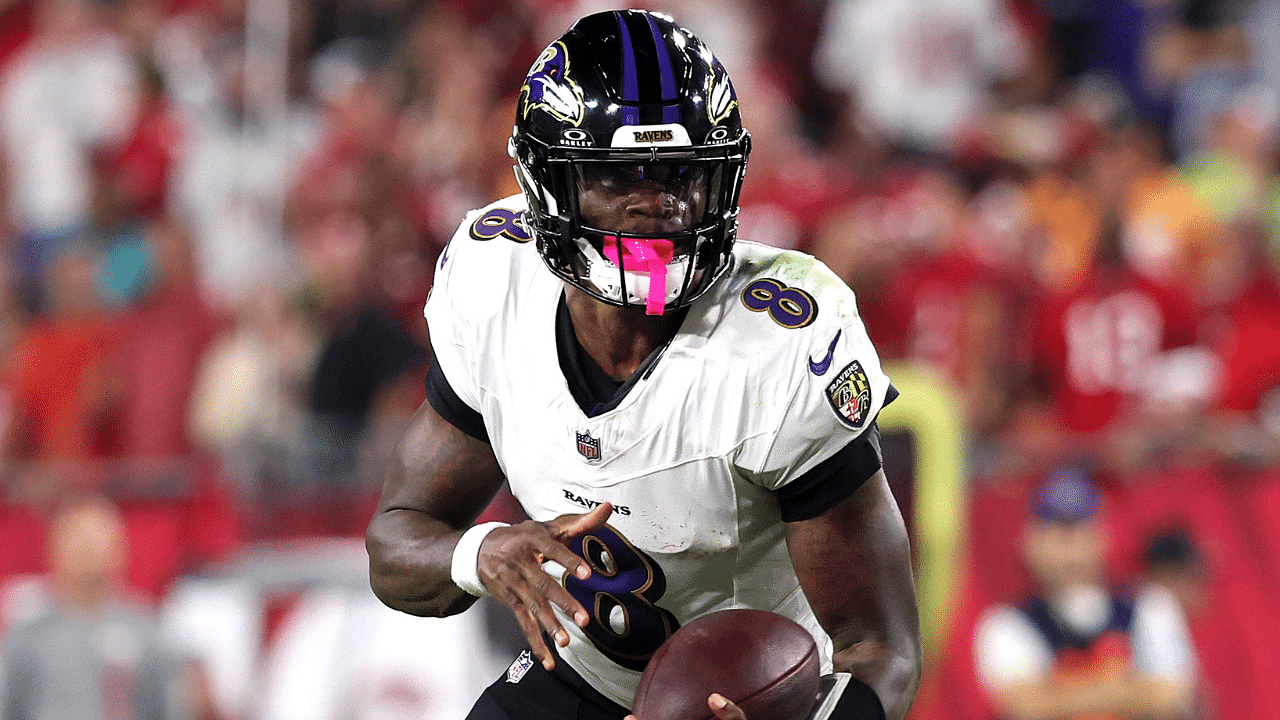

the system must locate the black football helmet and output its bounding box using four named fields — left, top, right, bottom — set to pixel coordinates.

left=510, top=10, right=751, bottom=314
